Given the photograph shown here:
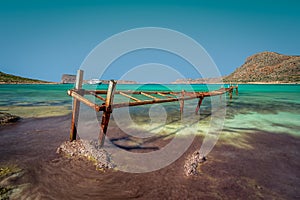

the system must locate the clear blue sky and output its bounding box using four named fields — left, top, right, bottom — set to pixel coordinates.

left=0, top=0, right=299, bottom=82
